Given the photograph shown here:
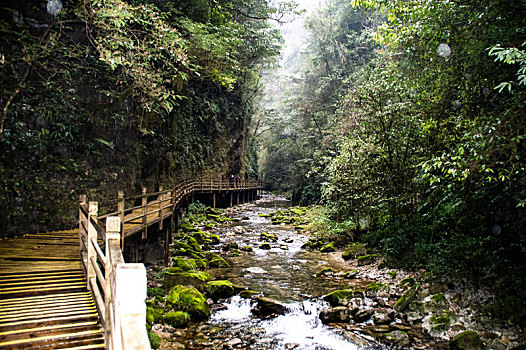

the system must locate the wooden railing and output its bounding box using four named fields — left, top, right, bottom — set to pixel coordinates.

left=78, top=177, right=262, bottom=349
